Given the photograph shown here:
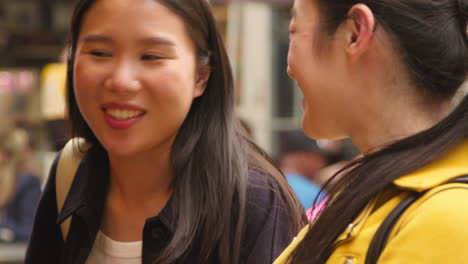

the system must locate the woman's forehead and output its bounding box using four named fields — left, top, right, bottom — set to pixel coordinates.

left=80, top=0, right=181, bottom=33
left=78, top=0, right=192, bottom=47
